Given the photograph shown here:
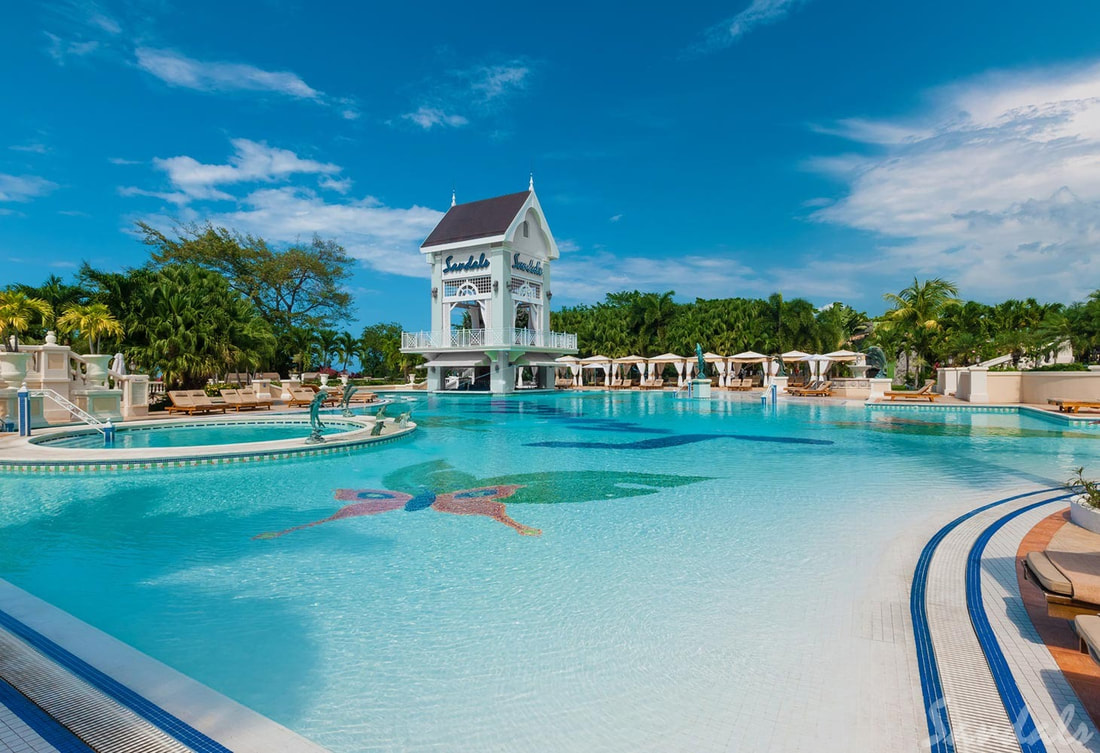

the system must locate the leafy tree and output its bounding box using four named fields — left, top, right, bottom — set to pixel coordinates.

left=136, top=222, right=354, bottom=366
left=125, top=265, right=275, bottom=388
left=57, top=303, right=123, bottom=354
left=0, top=291, right=53, bottom=352
left=880, top=277, right=960, bottom=381
left=13, top=274, right=84, bottom=329
left=335, top=331, right=358, bottom=372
